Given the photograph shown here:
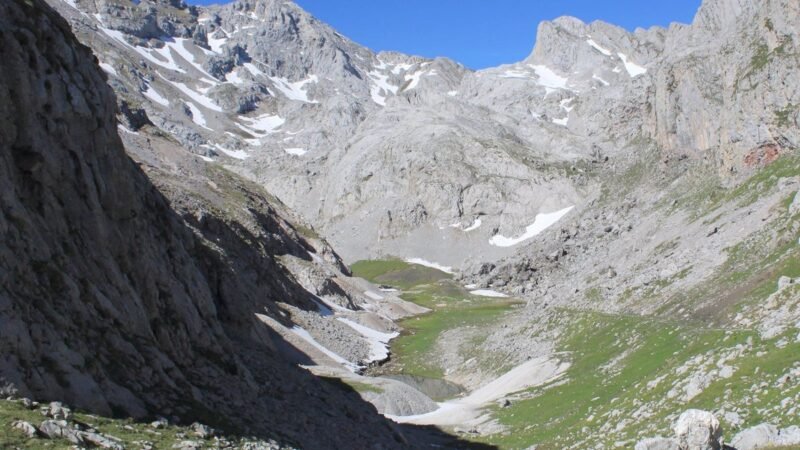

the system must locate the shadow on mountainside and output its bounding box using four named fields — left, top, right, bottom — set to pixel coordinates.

left=0, top=0, right=495, bottom=448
